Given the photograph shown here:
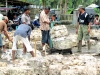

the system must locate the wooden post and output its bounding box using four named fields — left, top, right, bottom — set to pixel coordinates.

left=34, top=40, right=37, bottom=57
left=6, top=0, right=8, bottom=16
